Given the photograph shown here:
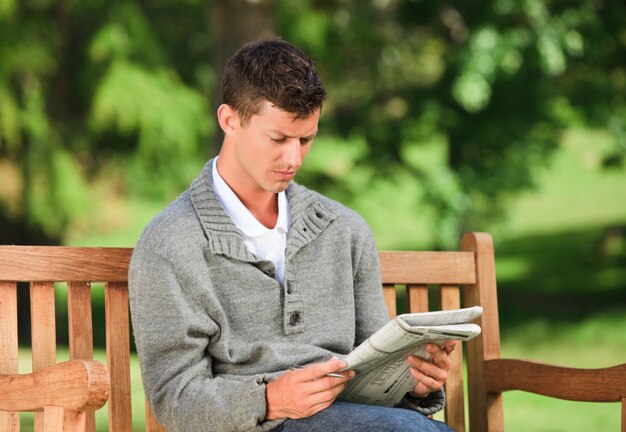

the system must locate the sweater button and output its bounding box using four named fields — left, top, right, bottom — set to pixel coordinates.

left=315, top=212, right=323, bottom=219
left=289, top=312, right=301, bottom=326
